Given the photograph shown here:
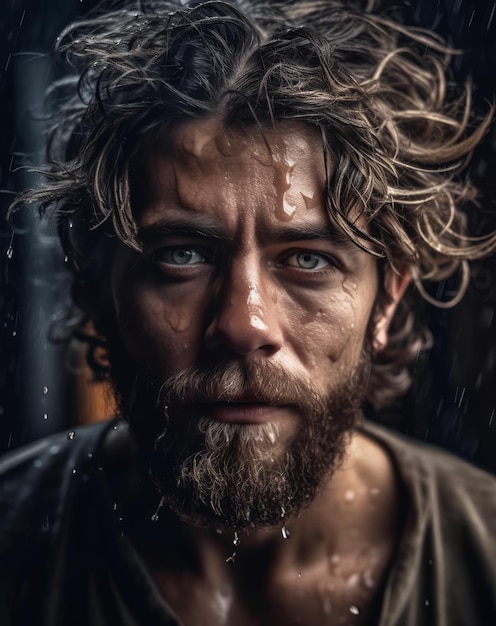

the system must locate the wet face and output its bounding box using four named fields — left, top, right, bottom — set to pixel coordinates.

left=106, top=119, right=398, bottom=529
